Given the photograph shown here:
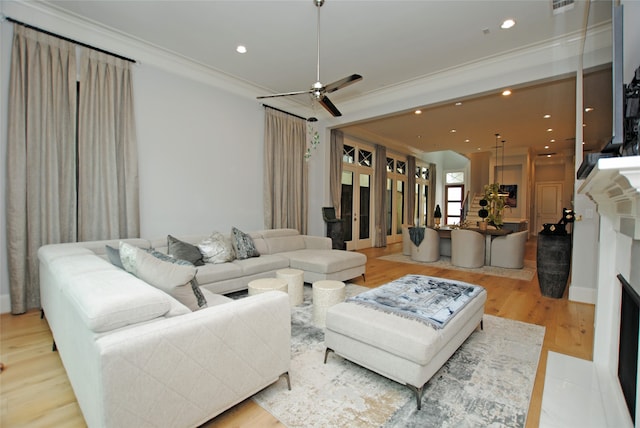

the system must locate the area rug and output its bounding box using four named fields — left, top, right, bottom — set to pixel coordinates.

left=251, top=284, right=545, bottom=427
left=378, top=253, right=536, bottom=282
